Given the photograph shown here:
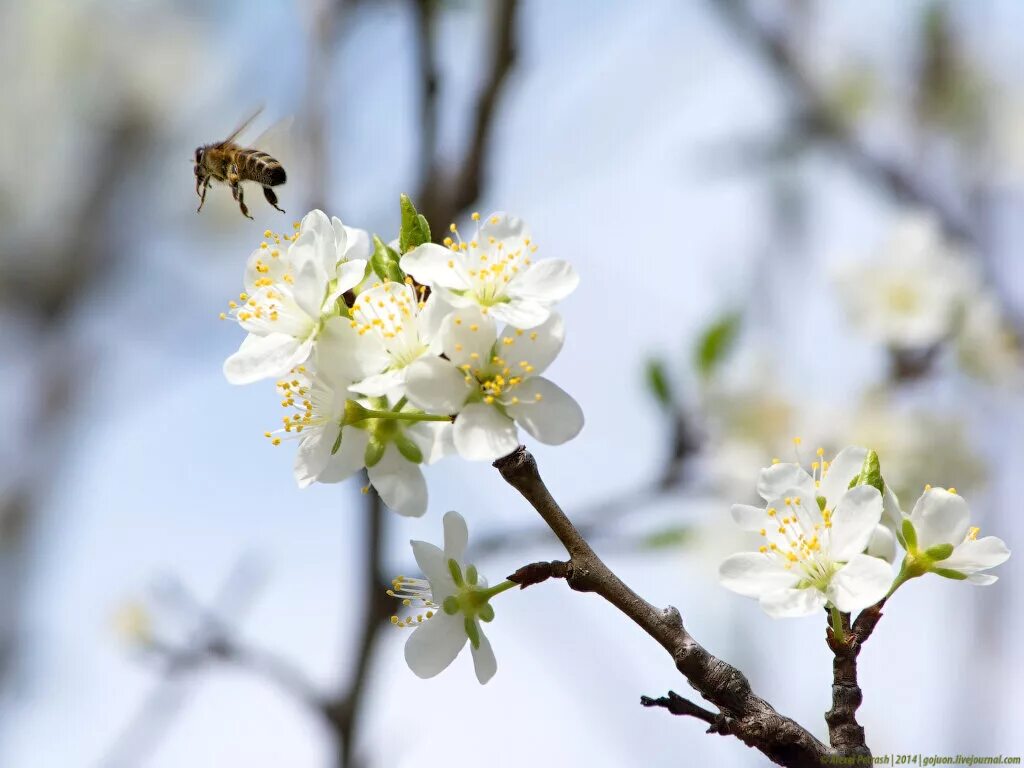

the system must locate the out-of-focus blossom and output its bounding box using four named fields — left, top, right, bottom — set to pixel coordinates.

left=404, top=307, right=584, bottom=460
left=954, top=292, right=1022, bottom=385
left=400, top=212, right=578, bottom=329
left=391, top=512, right=511, bottom=684
left=719, top=447, right=894, bottom=617
left=223, top=210, right=369, bottom=385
